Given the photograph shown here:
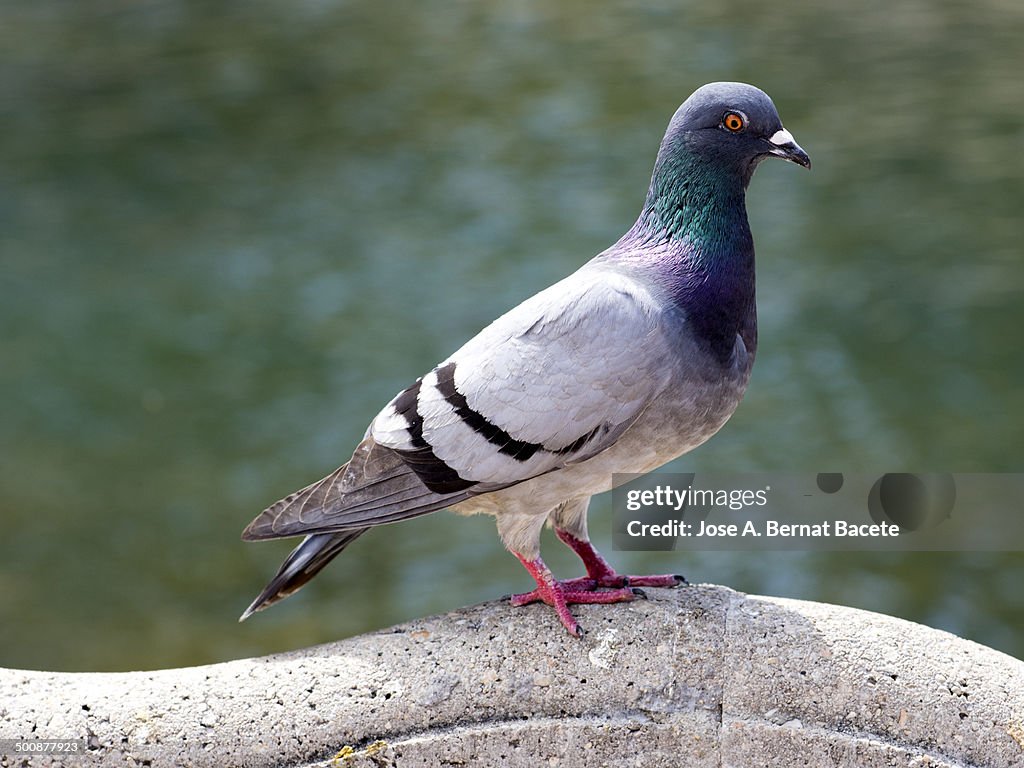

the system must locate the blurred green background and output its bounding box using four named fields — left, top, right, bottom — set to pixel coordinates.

left=2, top=1, right=1022, bottom=672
